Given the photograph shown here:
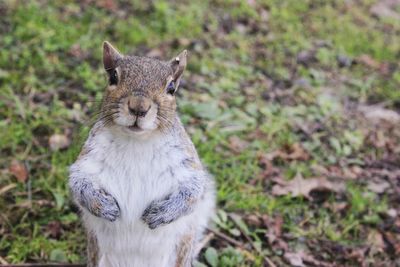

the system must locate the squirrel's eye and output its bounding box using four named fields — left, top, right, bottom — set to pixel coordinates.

left=108, top=69, right=118, bottom=86
left=166, top=81, right=175, bottom=95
